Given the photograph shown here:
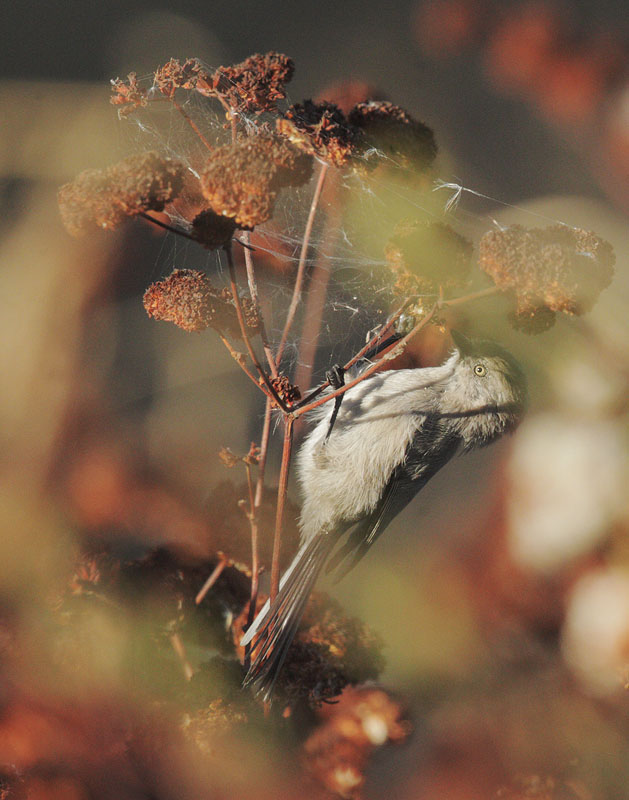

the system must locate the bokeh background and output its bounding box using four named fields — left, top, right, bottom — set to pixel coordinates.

left=2, top=1, right=629, bottom=798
